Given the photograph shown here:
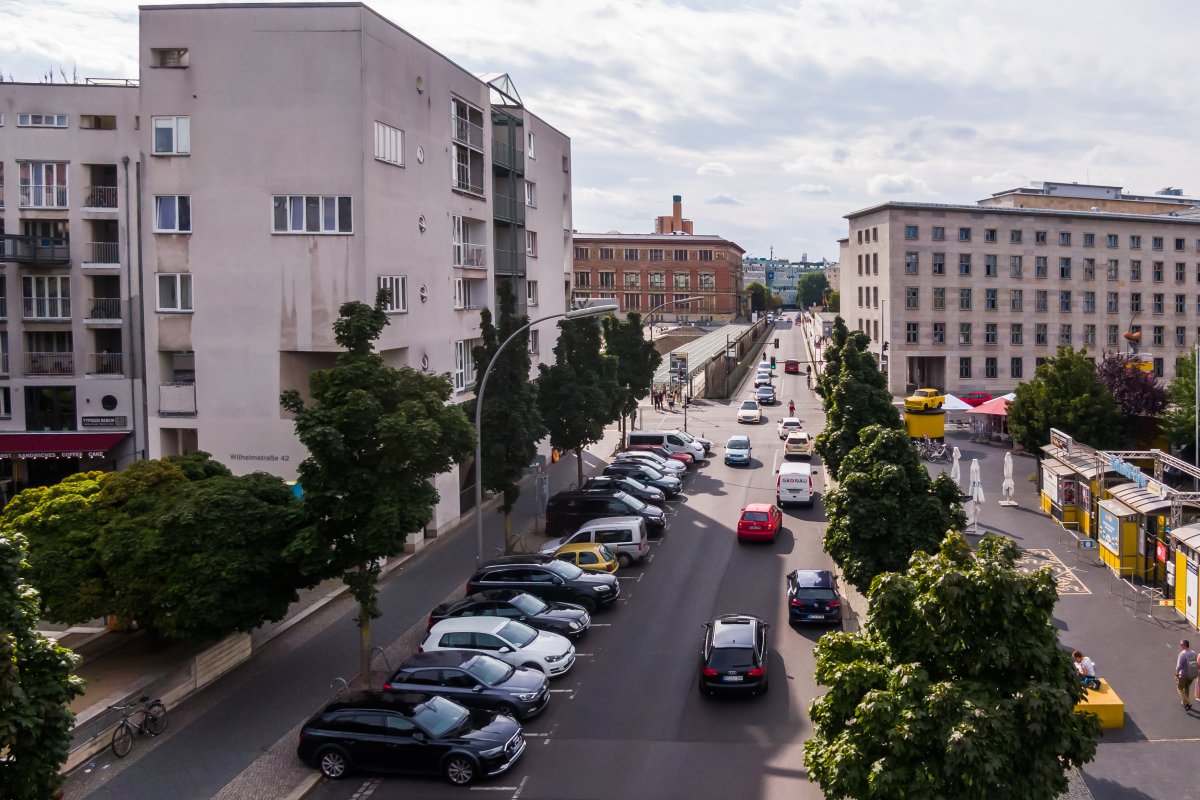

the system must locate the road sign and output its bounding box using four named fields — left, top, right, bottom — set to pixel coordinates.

left=670, top=353, right=688, bottom=380
left=1078, top=539, right=1098, bottom=550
